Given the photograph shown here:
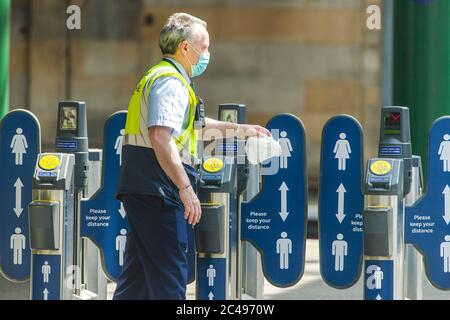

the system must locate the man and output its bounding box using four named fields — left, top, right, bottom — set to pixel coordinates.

left=114, top=13, right=271, bottom=300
